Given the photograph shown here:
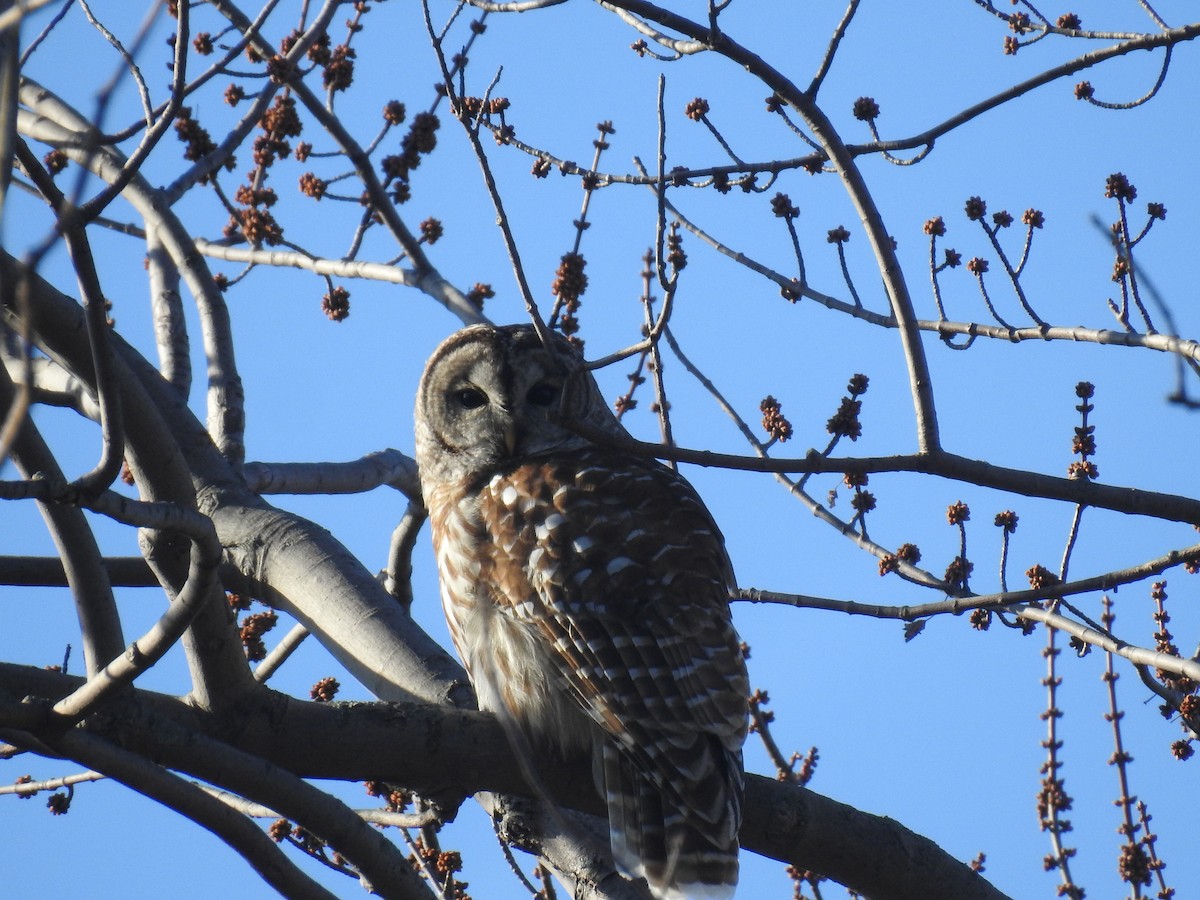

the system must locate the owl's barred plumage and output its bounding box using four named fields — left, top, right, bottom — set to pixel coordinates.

left=416, top=324, right=748, bottom=899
